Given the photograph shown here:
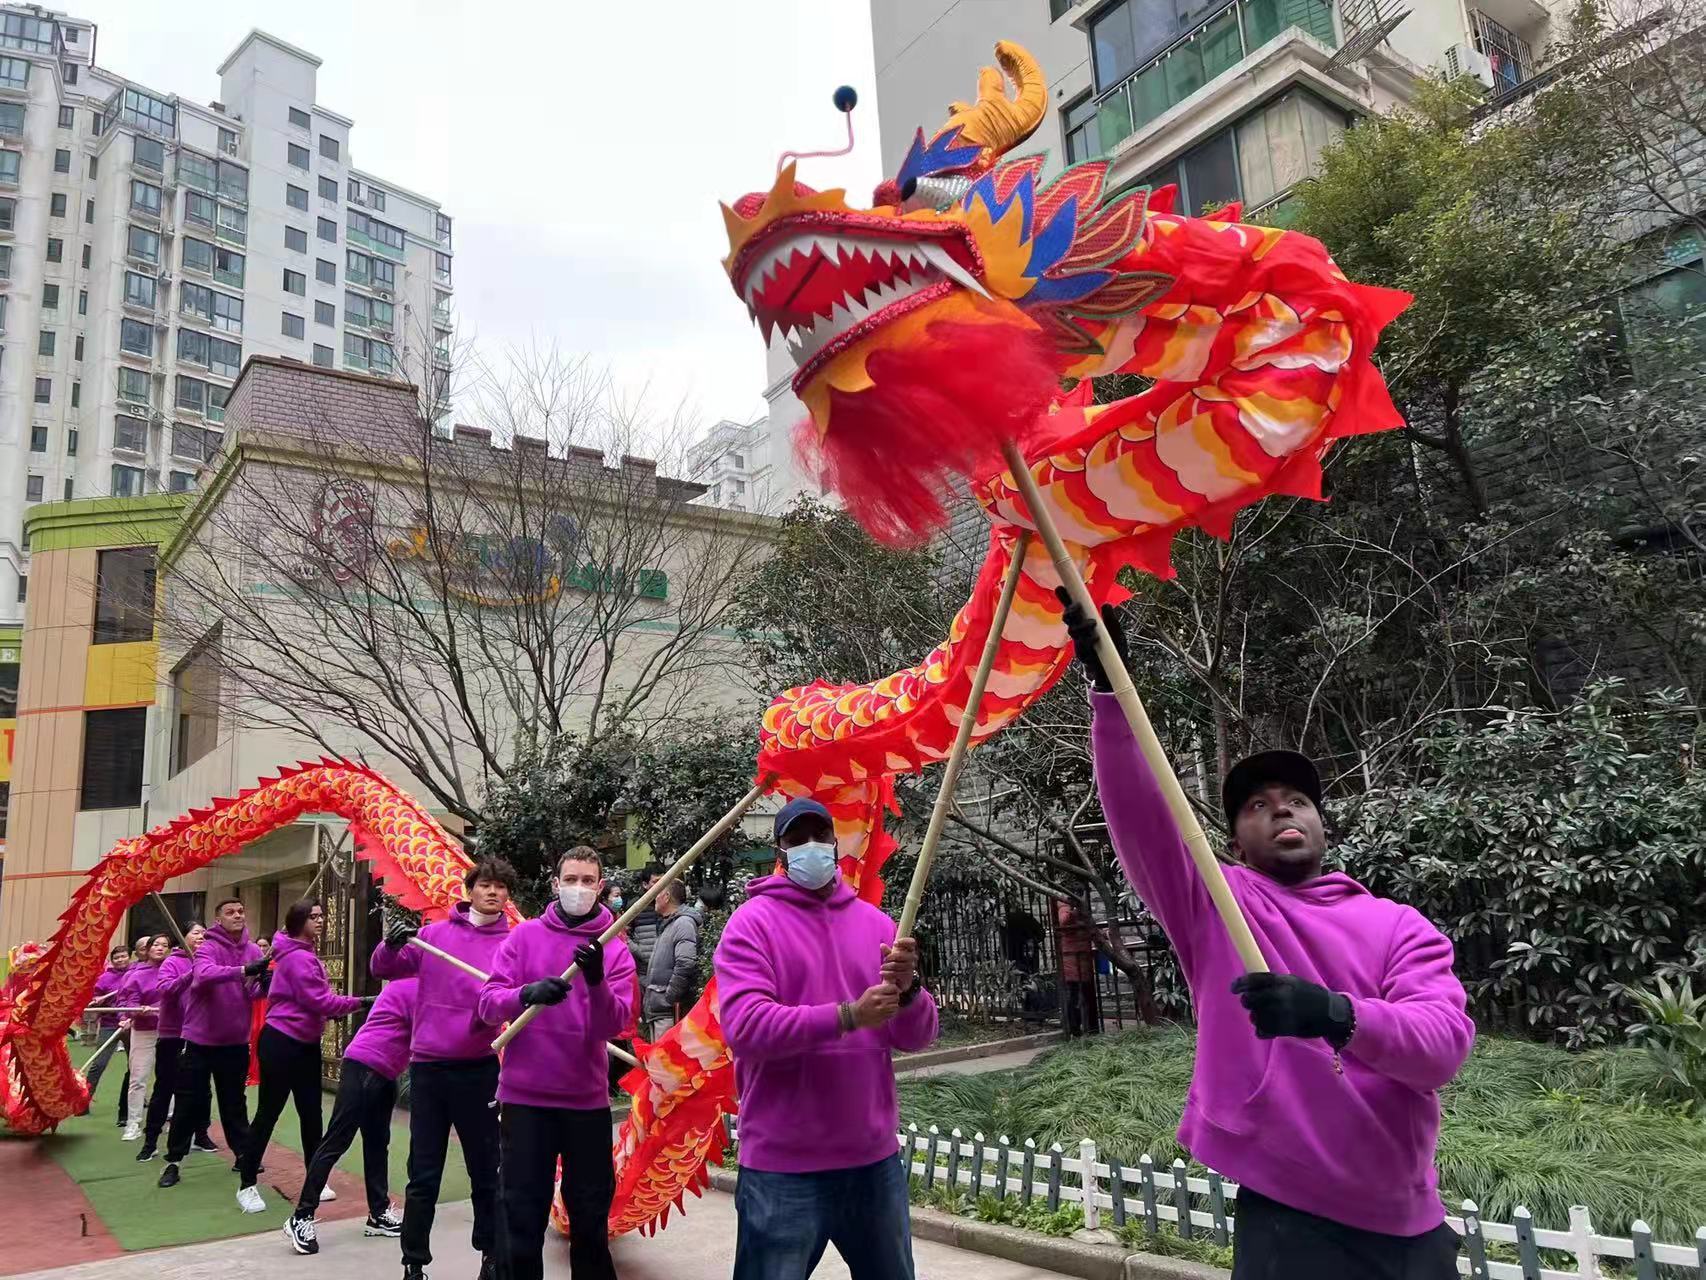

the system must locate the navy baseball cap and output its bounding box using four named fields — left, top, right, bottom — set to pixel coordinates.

left=1222, top=750, right=1322, bottom=821
left=773, top=797, right=832, bottom=843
